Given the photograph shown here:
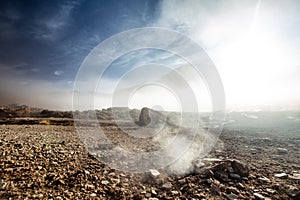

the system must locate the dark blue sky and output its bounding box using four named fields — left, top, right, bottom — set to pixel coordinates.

left=1, top=0, right=299, bottom=110
left=0, top=0, right=160, bottom=81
